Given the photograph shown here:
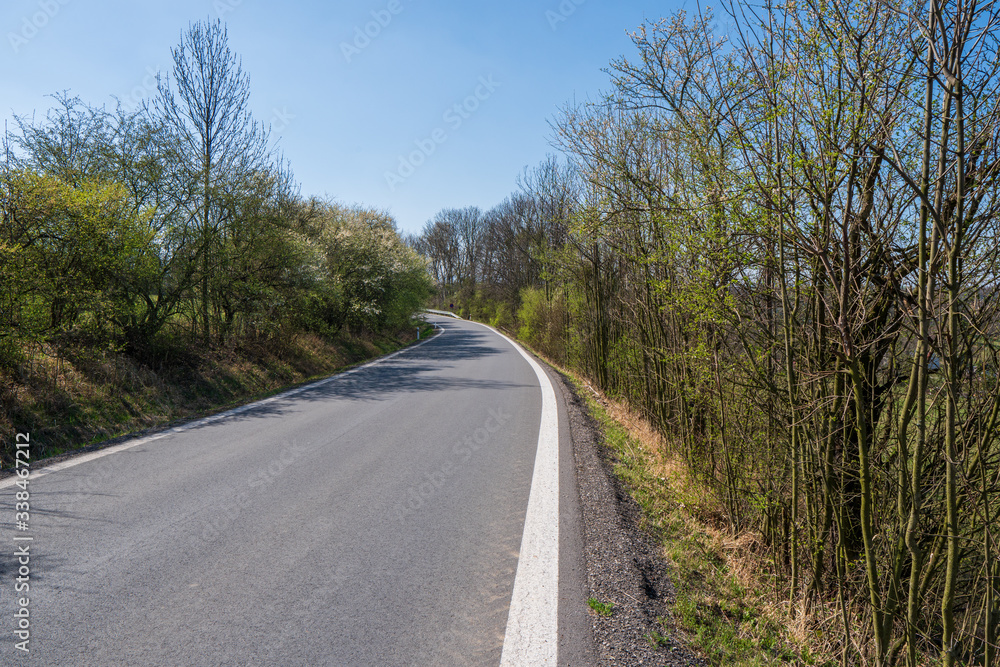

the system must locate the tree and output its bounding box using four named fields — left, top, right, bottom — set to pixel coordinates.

left=149, top=18, right=270, bottom=343
left=1, top=169, right=154, bottom=341
left=417, top=3, right=1000, bottom=662
left=305, top=203, right=431, bottom=335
